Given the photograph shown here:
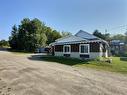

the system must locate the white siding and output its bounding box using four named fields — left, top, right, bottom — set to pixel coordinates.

left=89, top=52, right=101, bottom=59
left=55, top=52, right=63, bottom=57
left=70, top=52, right=80, bottom=58
left=54, top=52, right=101, bottom=59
